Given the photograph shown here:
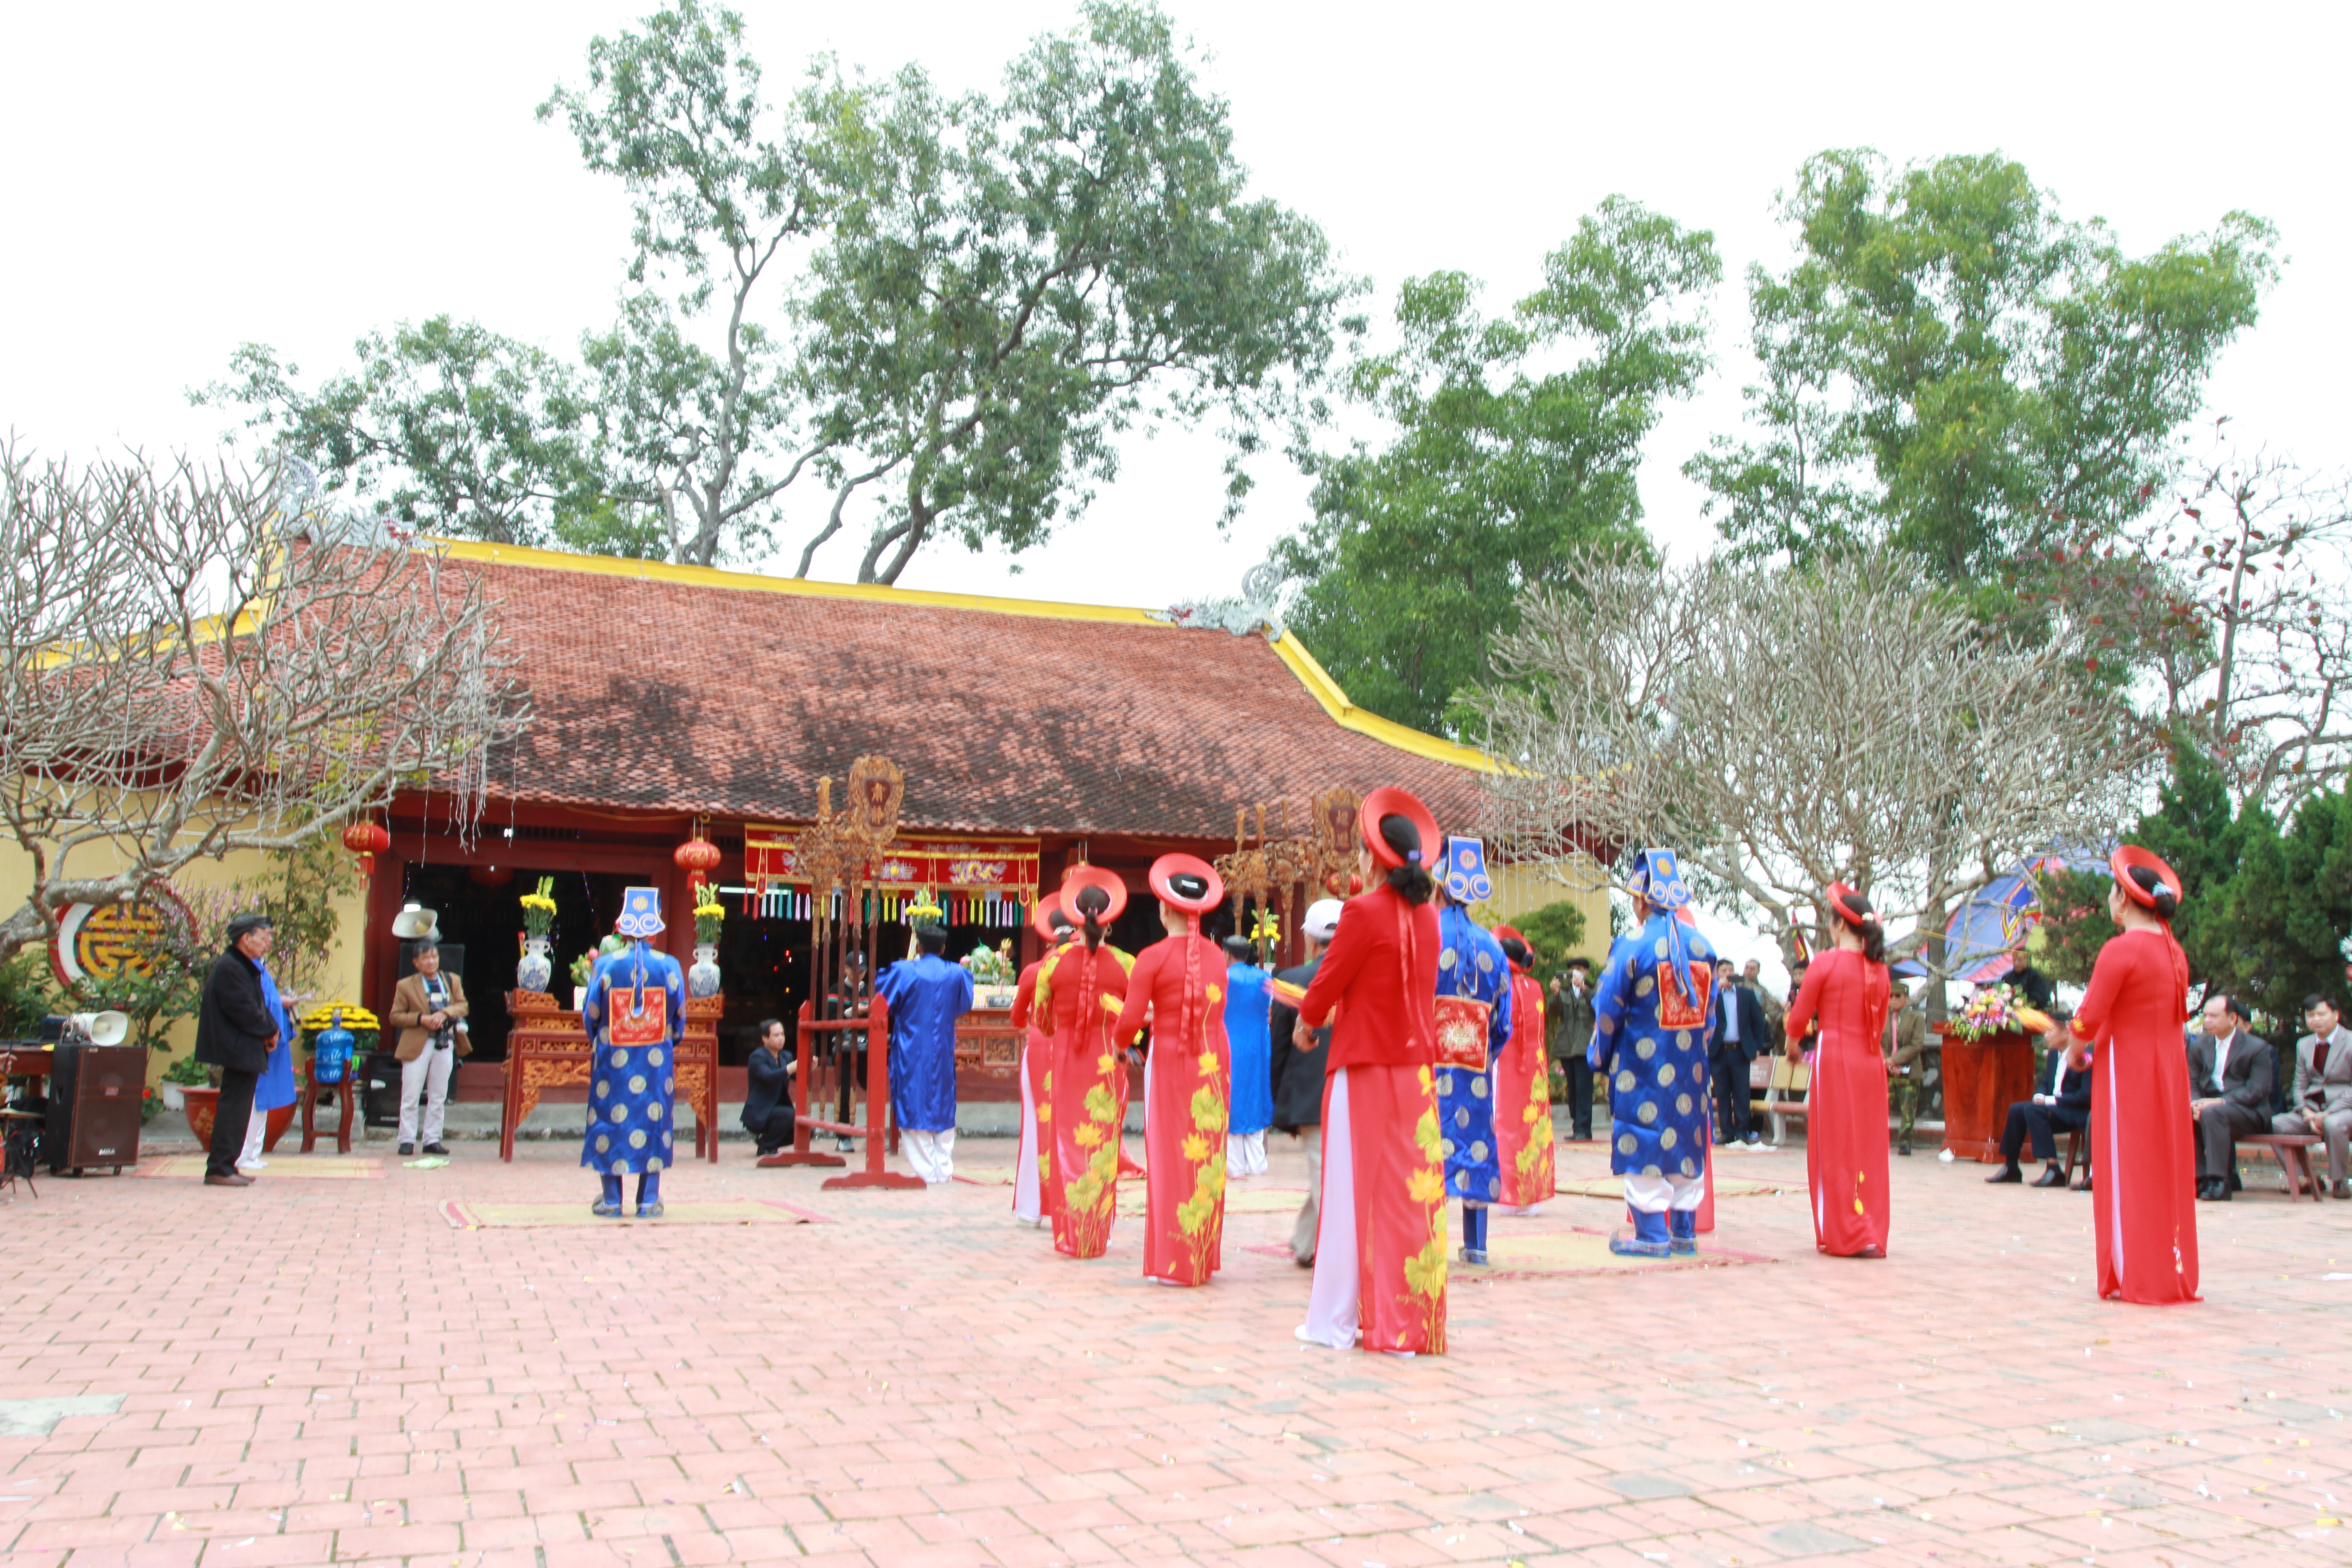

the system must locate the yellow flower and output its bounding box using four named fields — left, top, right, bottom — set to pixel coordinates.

left=1418, top=1065, right=1434, bottom=1093
left=1073, top=1122, right=1106, bottom=1149
left=1407, top=1166, right=1445, bottom=1206
left=1182, top=1134, right=1210, bottom=1163
left=1084, top=1085, right=1117, bottom=1122
left=1097, top=1054, right=1117, bottom=1074
left=1414, top=1109, right=1443, bottom=1160
left=1036, top=1102, right=1053, bottom=1123
left=1197, top=1052, right=1220, bottom=1078
left=1402, top=1238, right=1448, bottom=1300
left=1206, top=984, right=1222, bottom=1004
